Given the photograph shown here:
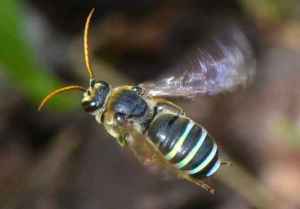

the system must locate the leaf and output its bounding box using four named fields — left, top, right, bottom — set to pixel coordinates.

left=0, top=0, right=79, bottom=111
